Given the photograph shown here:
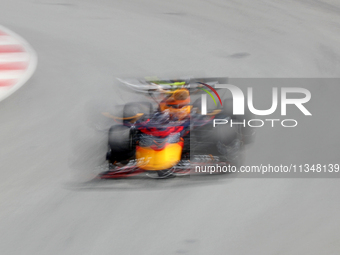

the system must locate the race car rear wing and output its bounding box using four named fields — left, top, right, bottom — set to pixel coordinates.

left=117, top=77, right=229, bottom=93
